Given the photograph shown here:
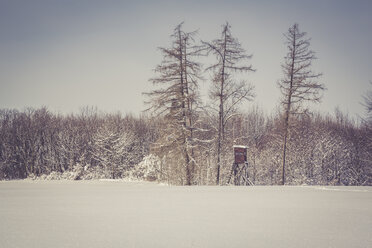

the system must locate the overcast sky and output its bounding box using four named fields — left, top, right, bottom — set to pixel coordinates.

left=1, top=0, right=371, bottom=118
